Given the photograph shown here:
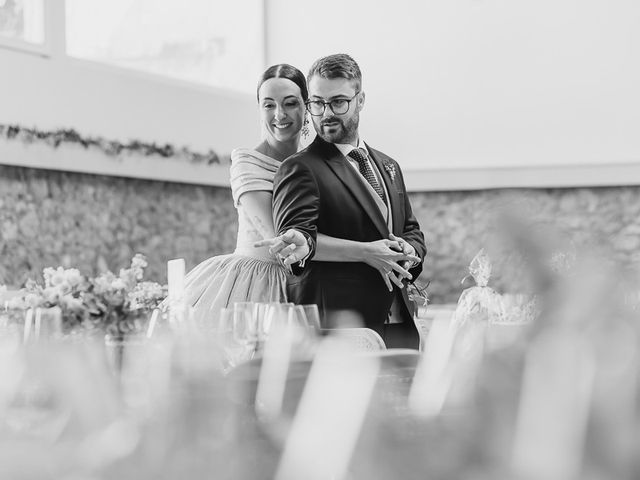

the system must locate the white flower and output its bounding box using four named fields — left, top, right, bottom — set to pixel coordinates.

left=60, top=296, right=83, bottom=311
left=43, top=286, right=60, bottom=304
left=7, top=295, right=27, bottom=309
left=130, top=254, right=148, bottom=280
left=64, top=268, right=83, bottom=287
left=131, top=254, right=148, bottom=270
left=24, top=293, right=41, bottom=308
